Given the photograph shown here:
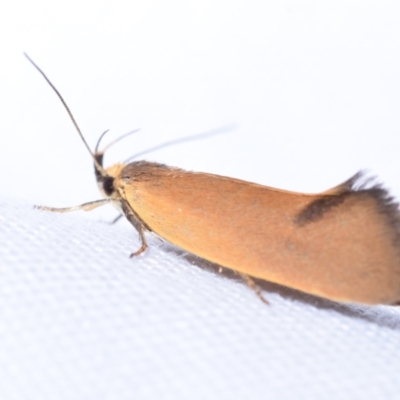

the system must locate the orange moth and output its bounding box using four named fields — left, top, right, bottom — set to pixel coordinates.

left=26, top=54, right=400, bottom=305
